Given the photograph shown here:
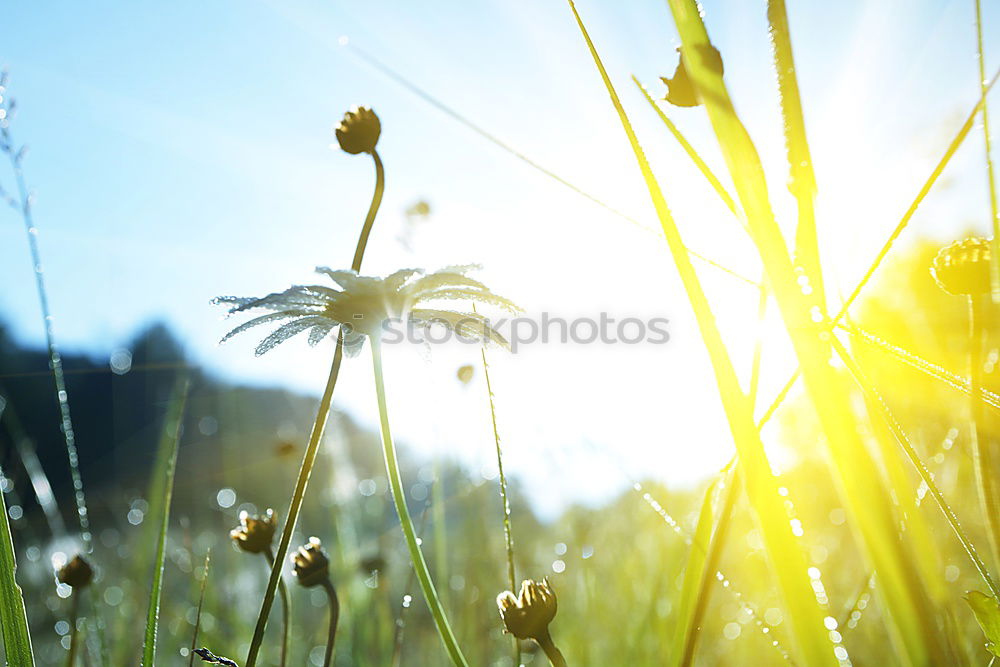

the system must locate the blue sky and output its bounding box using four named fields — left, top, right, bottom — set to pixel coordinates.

left=2, top=0, right=999, bottom=516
